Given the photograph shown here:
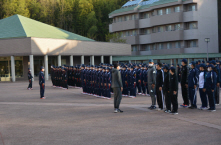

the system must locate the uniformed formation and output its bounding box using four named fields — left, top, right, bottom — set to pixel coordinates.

left=28, top=59, right=220, bottom=114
